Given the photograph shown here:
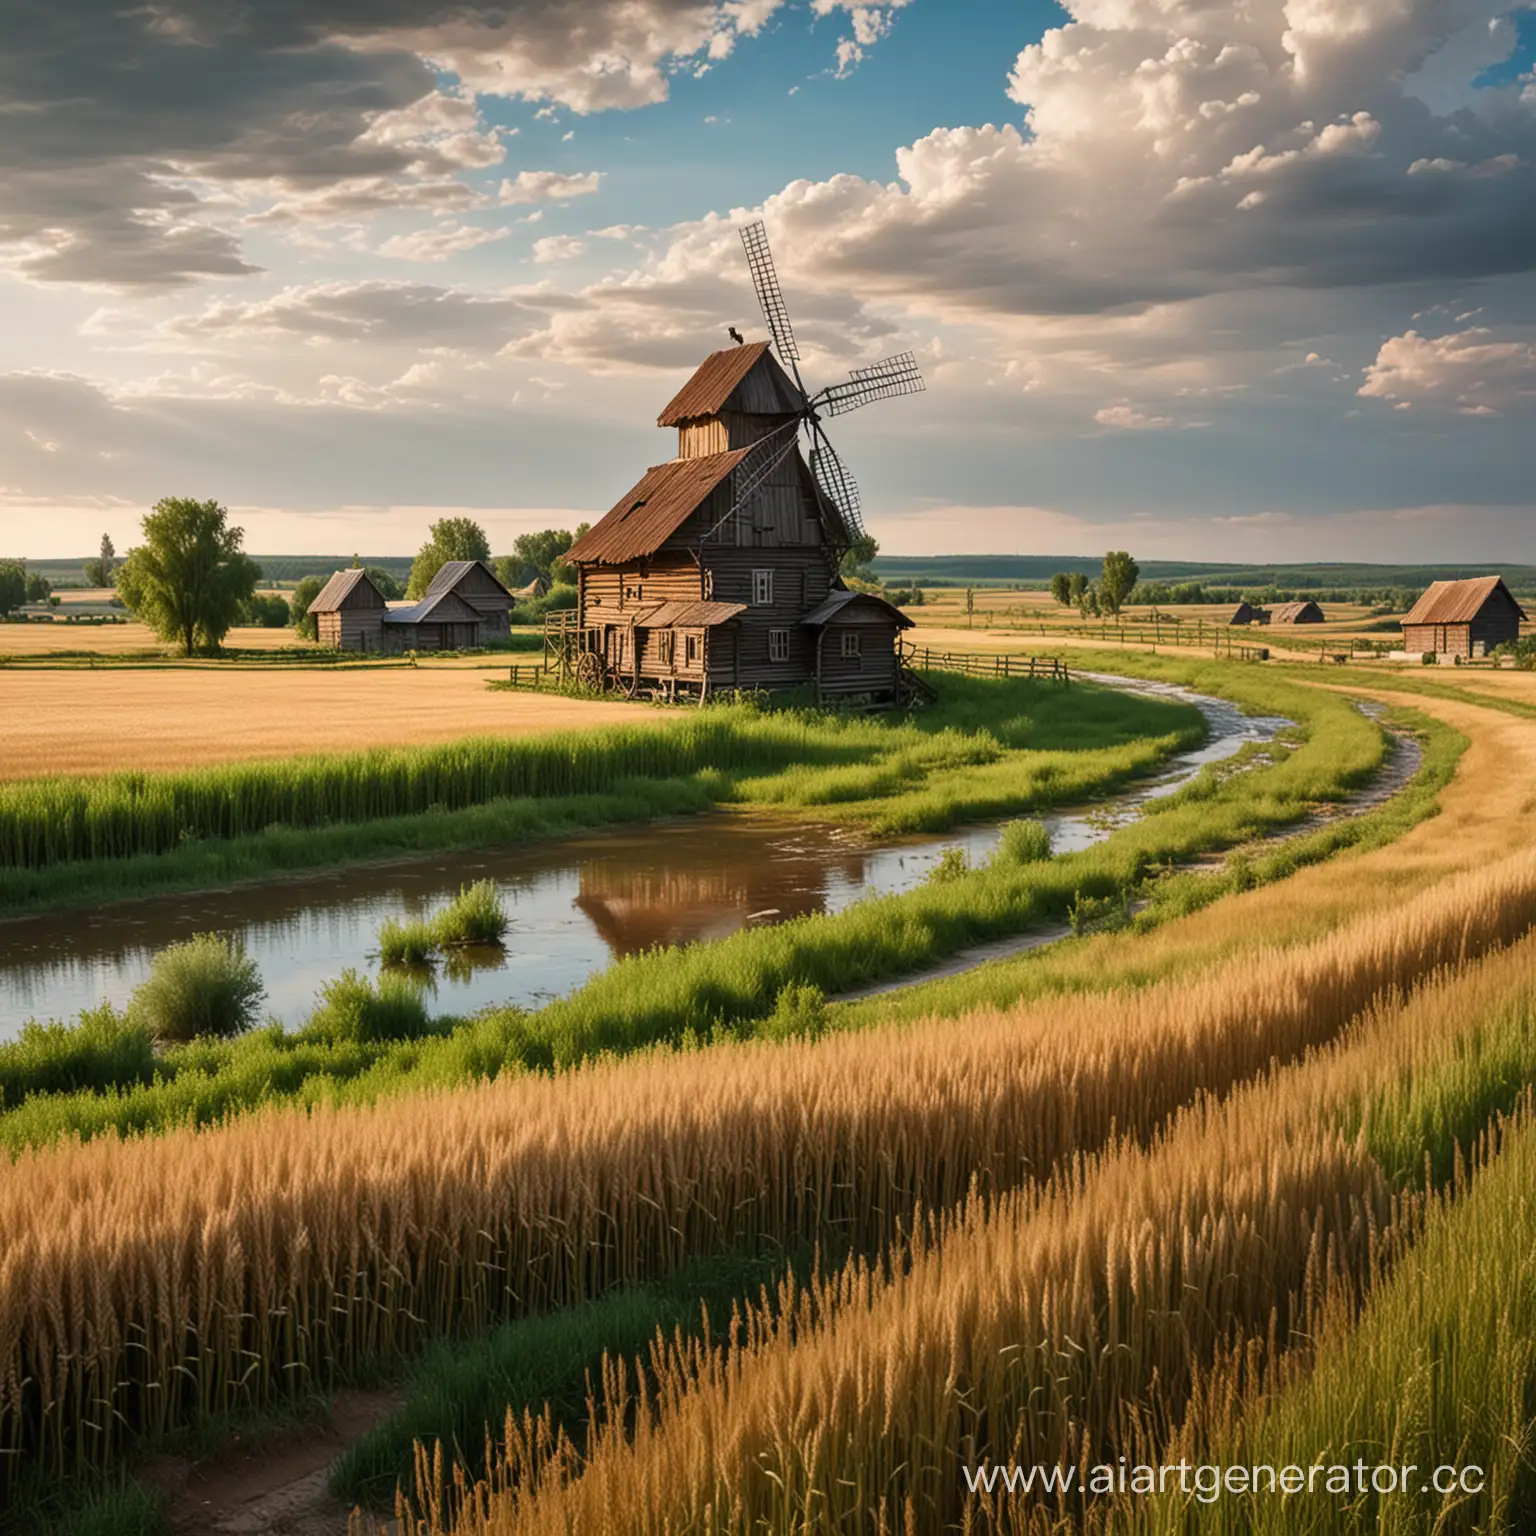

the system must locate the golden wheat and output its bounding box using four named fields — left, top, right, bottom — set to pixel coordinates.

left=5, top=846, right=1536, bottom=1484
